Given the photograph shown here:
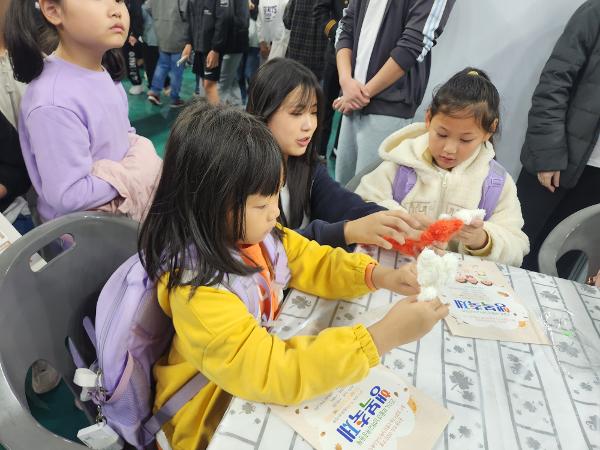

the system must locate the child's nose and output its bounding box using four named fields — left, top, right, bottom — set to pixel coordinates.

left=443, top=140, right=458, bottom=154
